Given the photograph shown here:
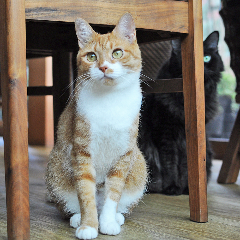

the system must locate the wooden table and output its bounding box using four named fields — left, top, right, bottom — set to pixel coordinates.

left=0, top=1, right=207, bottom=239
